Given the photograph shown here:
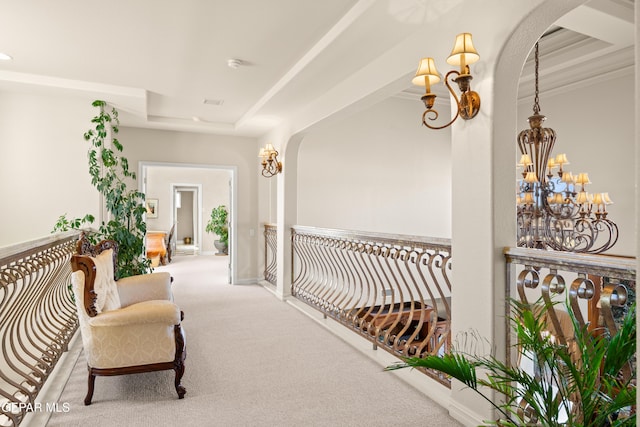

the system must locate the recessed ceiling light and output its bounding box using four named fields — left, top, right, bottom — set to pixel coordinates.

left=0, top=52, right=13, bottom=61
